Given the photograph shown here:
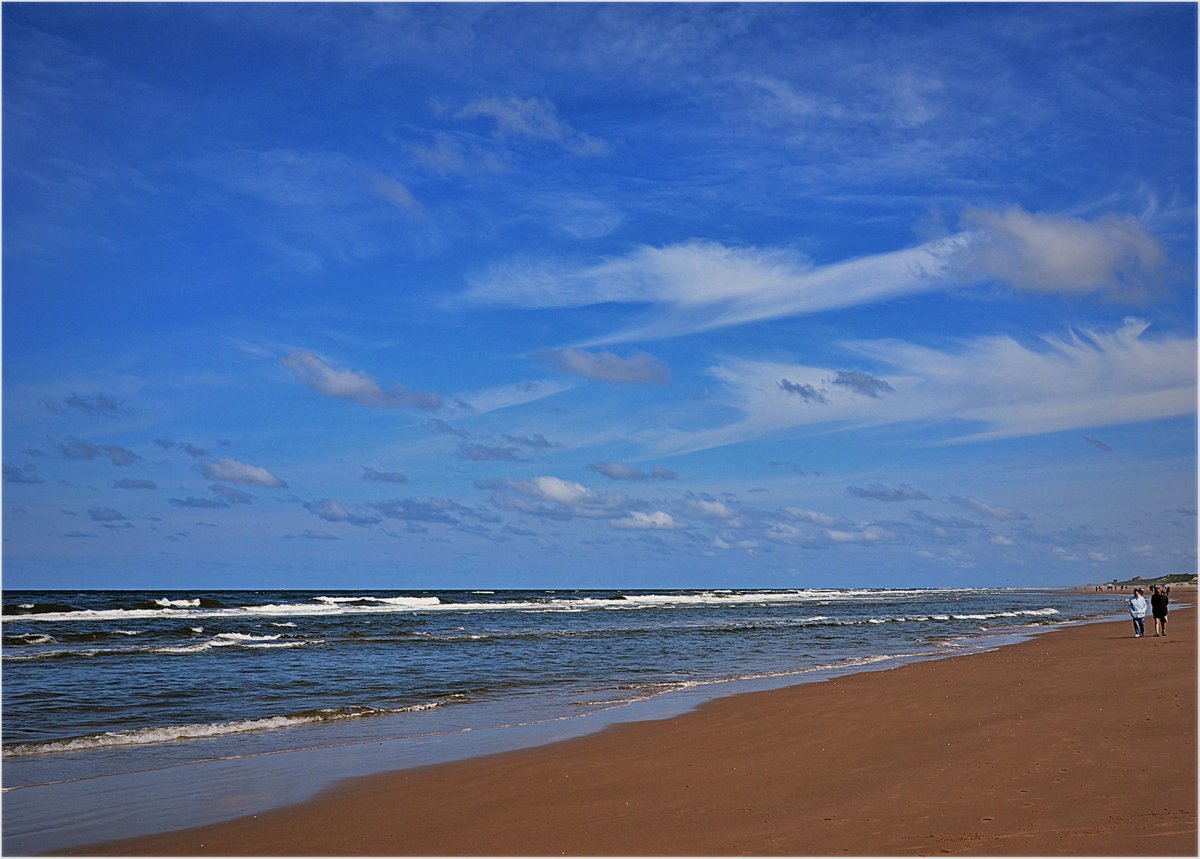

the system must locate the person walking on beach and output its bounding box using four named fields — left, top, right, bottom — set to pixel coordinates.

left=1128, top=588, right=1147, bottom=637
left=1150, top=585, right=1169, bottom=636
